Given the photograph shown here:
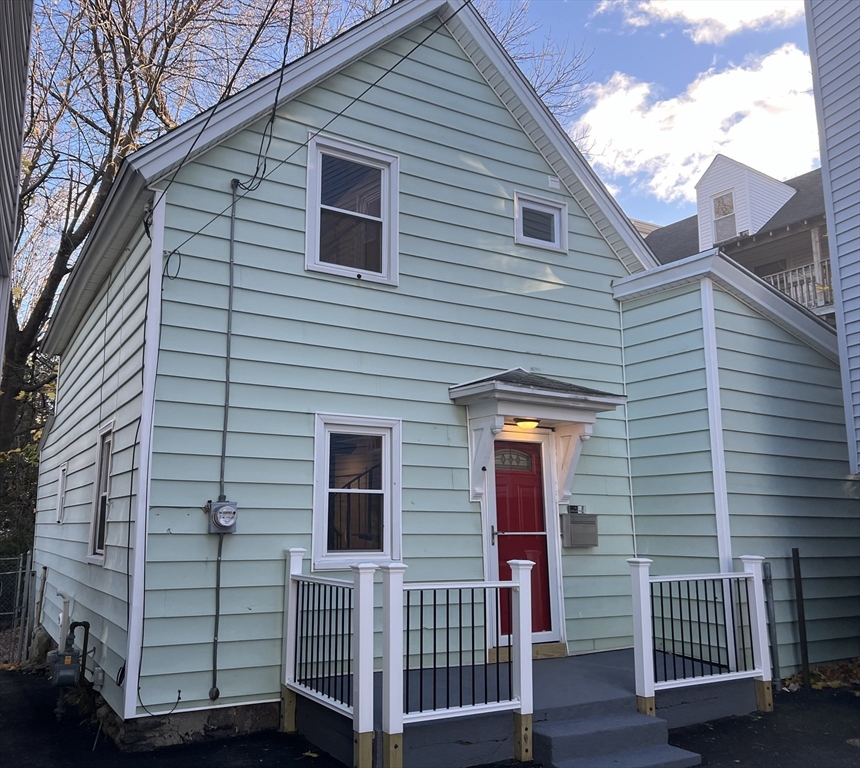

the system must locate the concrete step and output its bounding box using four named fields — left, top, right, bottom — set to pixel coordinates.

left=554, top=743, right=702, bottom=768
left=535, top=693, right=638, bottom=723
left=534, top=712, right=669, bottom=764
